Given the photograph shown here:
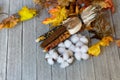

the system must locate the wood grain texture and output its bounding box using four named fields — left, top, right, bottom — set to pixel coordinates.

left=6, top=0, right=22, bottom=80
left=66, top=61, right=82, bottom=80
left=0, top=0, right=120, bottom=80
left=36, top=9, right=52, bottom=80
left=105, top=3, right=120, bottom=79
left=112, top=0, right=120, bottom=60
left=52, top=65, right=66, bottom=80
left=22, top=1, right=36, bottom=80
left=105, top=10, right=120, bottom=80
